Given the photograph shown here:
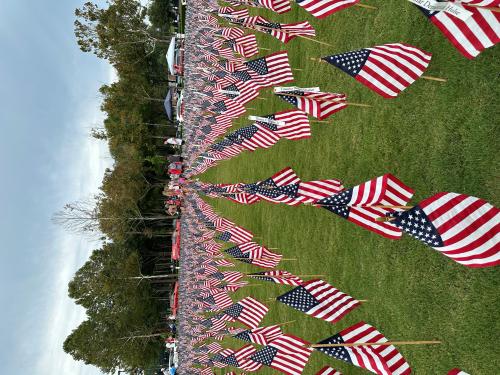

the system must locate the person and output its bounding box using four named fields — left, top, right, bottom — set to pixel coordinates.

left=166, top=205, right=179, bottom=216
left=167, top=155, right=182, bottom=163
left=164, top=137, right=184, bottom=145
